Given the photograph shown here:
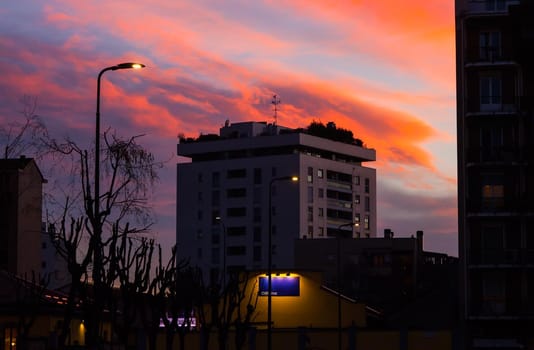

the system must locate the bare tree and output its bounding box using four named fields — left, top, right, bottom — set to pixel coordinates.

left=1, top=95, right=48, bottom=159
left=46, top=131, right=163, bottom=349
left=196, top=271, right=259, bottom=350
